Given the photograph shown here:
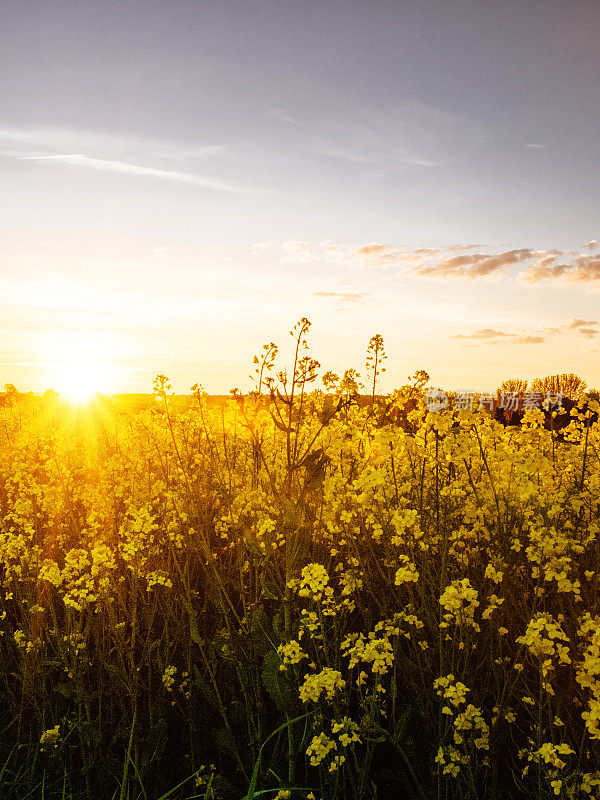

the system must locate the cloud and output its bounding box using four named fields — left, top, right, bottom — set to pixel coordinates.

left=317, top=147, right=373, bottom=164
left=14, top=153, right=250, bottom=193
left=452, top=329, right=514, bottom=339
left=312, top=292, right=369, bottom=302
left=276, top=101, right=466, bottom=172
left=452, top=317, right=599, bottom=347
left=526, top=143, right=544, bottom=149
left=512, top=335, right=545, bottom=344
left=411, top=249, right=537, bottom=280
left=451, top=328, right=545, bottom=345
left=0, top=124, right=223, bottom=161
left=252, top=241, right=272, bottom=250
left=268, top=109, right=305, bottom=127
left=0, top=124, right=258, bottom=193
left=520, top=252, right=600, bottom=284
left=403, top=157, right=436, bottom=167
left=282, top=240, right=310, bottom=253
left=564, top=318, right=600, bottom=337
left=277, top=239, right=600, bottom=288
left=532, top=318, right=600, bottom=339
left=566, top=318, right=598, bottom=329
left=577, top=328, right=598, bottom=337
left=355, top=244, right=390, bottom=256
left=583, top=240, right=598, bottom=250
left=279, top=241, right=484, bottom=271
